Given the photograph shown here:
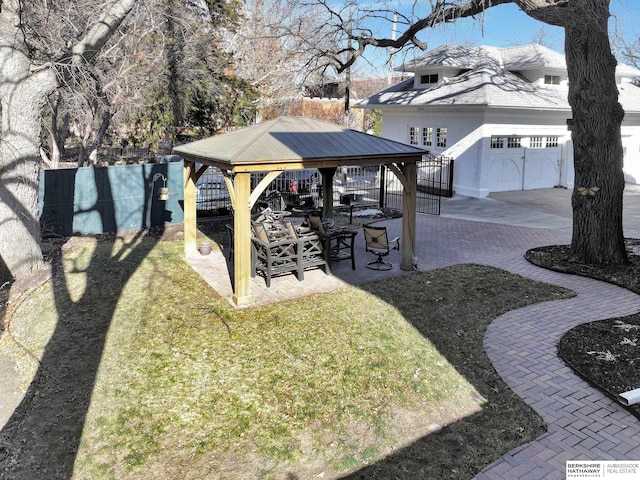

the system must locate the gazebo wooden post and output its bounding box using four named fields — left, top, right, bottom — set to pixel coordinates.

left=232, top=171, right=253, bottom=306
left=319, top=167, right=337, bottom=219
left=183, top=160, right=198, bottom=257
left=400, top=161, right=418, bottom=271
